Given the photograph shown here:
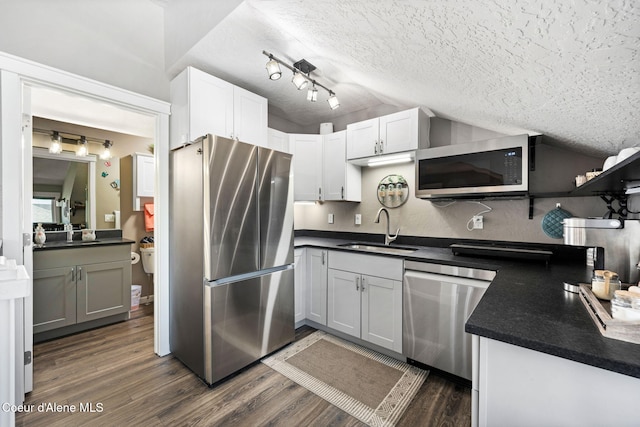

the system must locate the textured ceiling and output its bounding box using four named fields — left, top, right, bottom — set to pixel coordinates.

left=169, top=0, right=639, bottom=156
